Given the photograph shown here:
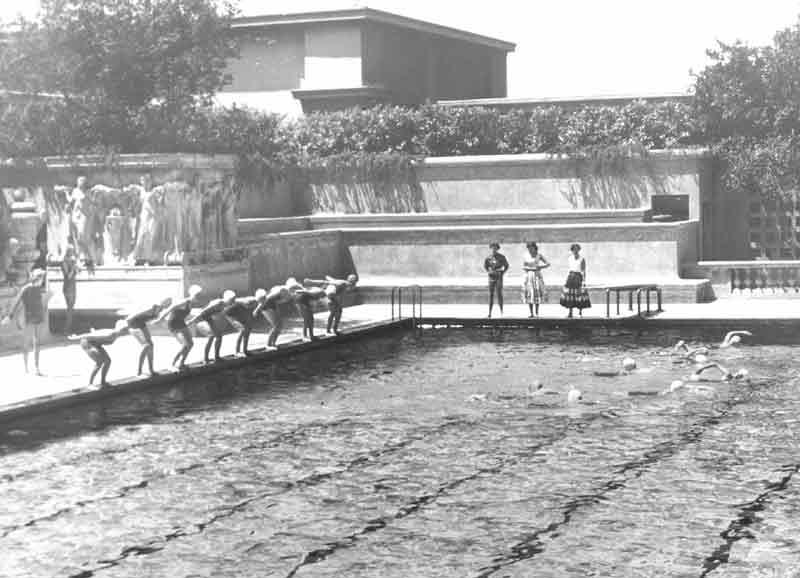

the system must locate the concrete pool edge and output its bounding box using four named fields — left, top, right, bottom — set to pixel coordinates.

left=0, top=319, right=411, bottom=424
